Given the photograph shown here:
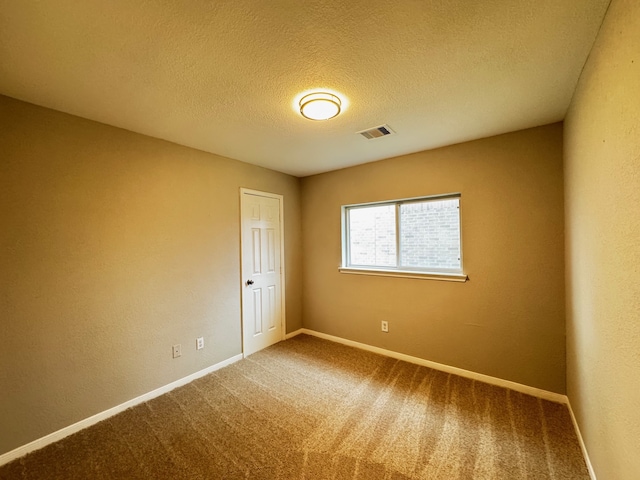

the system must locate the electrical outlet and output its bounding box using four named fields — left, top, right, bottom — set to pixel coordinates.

left=196, top=337, right=204, bottom=350
left=381, top=321, right=389, bottom=333
left=172, top=344, right=182, bottom=358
